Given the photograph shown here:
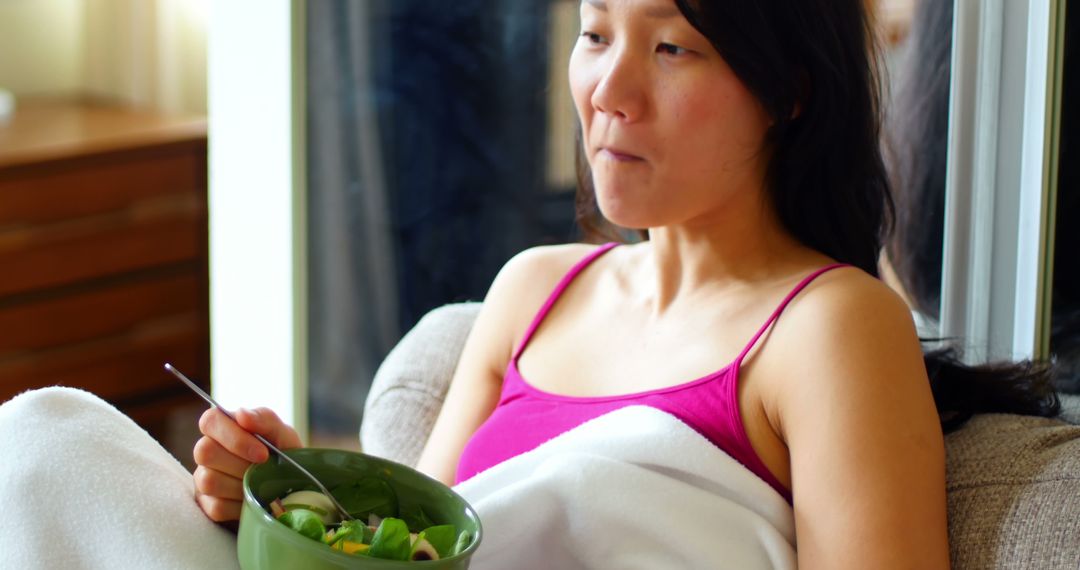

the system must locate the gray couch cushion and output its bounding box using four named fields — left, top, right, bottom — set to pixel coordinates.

left=1059, top=393, right=1080, bottom=425
left=360, top=303, right=481, bottom=467
left=945, top=414, right=1080, bottom=569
